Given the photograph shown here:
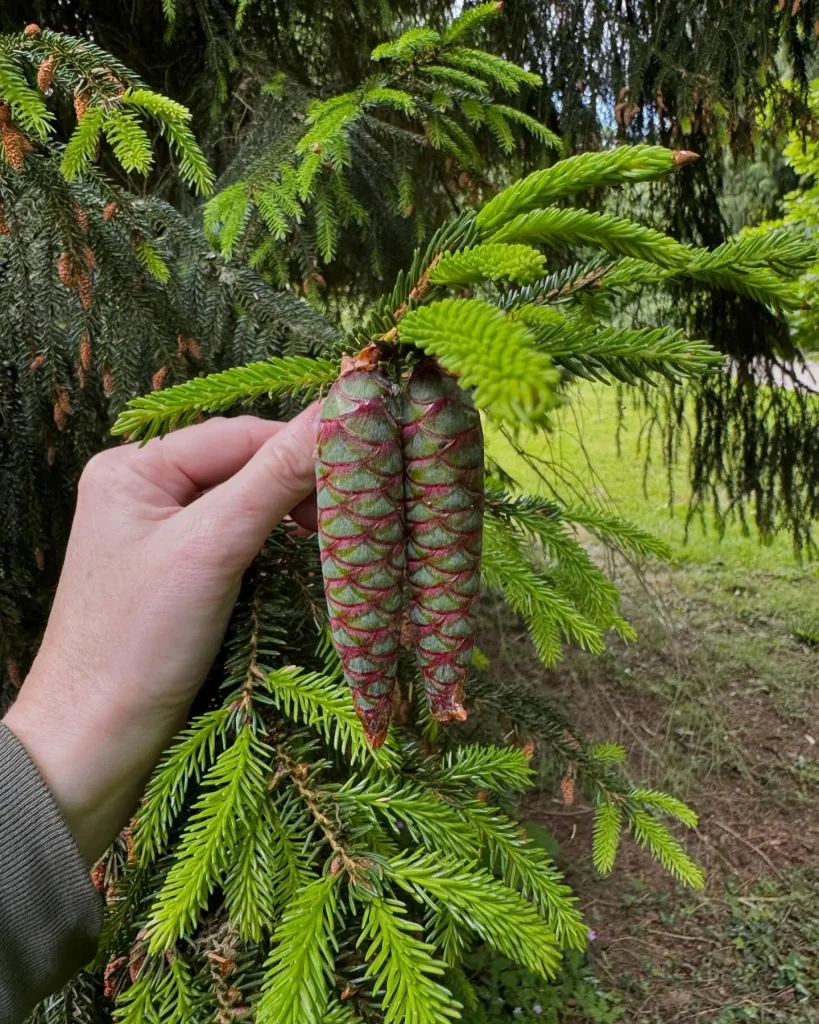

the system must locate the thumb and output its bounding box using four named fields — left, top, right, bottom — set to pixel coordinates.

left=189, top=402, right=321, bottom=562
